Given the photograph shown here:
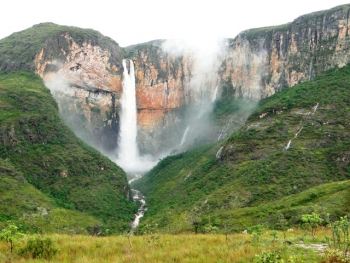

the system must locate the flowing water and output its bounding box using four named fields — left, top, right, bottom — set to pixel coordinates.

left=285, top=140, right=292, bottom=150
left=180, top=126, right=190, bottom=146
left=212, top=85, right=218, bottom=102
left=116, top=59, right=153, bottom=229
left=116, top=60, right=139, bottom=172
left=130, top=188, right=147, bottom=230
